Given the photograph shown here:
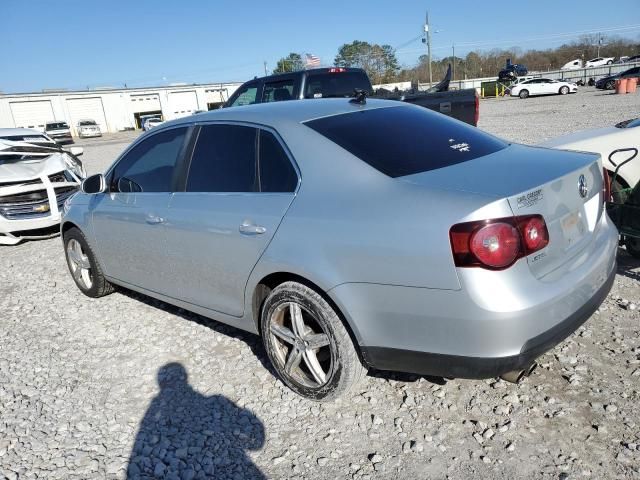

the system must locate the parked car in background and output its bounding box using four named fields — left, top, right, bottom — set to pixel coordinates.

left=510, top=78, right=578, bottom=99
left=585, top=57, right=614, bottom=68
left=0, top=139, right=85, bottom=245
left=561, top=59, right=583, bottom=70
left=142, top=117, right=164, bottom=131
left=595, top=66, right=640, bottom=90
left=62, top=99, right=616, bottom=401
left=625, top=55, right=640, bottom=63
left=225, top=67, right=480, bottom=126
left=45, top=121, right=73, bottom=144
left=0, top=128, right=57, bottom=147
left=540, top=117, right=640, bottom=196
left=615, top=56, right=630, bottom=64
left=76, top=119, right=102, bottom=138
